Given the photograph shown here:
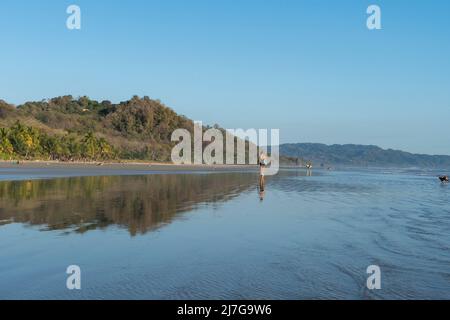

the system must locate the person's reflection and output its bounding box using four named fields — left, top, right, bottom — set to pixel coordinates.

left=258, top=169, right=266, bottom=201
left=259, top=189, right=265, bottom=201
left=258, top=175, right=266, bottom=201
left=259, top=170, right=265, bottom=191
